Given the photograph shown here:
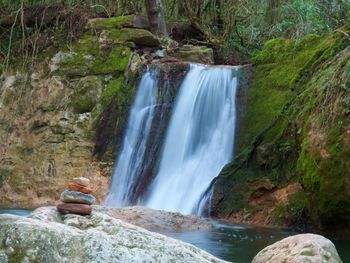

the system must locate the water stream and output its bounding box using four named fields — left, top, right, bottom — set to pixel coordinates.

left=145, top=64, right=238, bottom=214
left=105, top=70, right=158, bottom=207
